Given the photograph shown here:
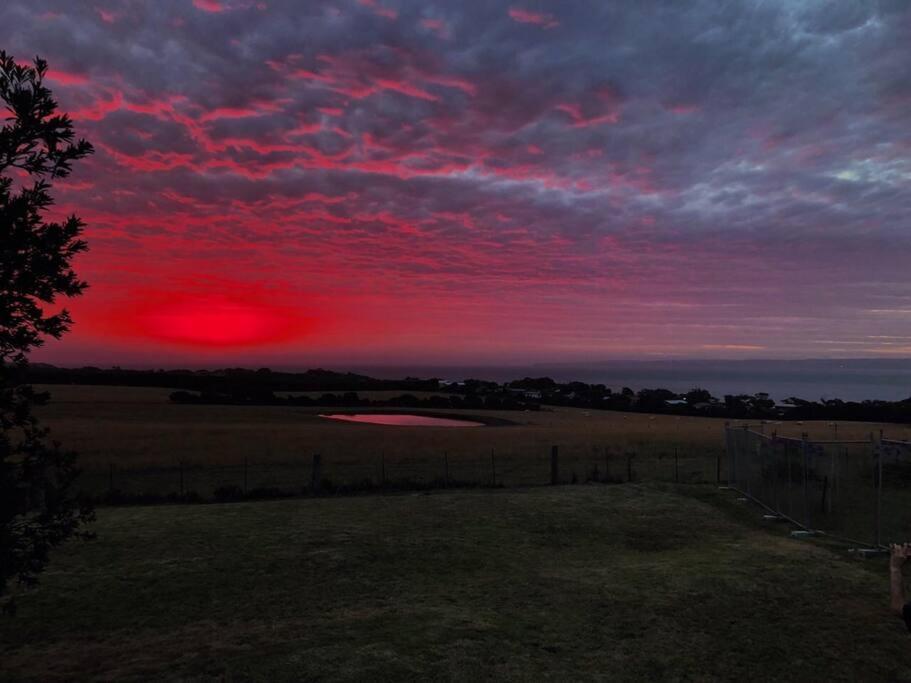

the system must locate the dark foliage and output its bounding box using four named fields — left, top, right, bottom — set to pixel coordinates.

left=23, top=364, right=443, bottom=393
left=168, top=388, right=538, bottom=411
left=1, top=51, right=94, bottom=614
